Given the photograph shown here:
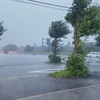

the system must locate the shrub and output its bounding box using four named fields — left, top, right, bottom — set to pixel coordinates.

left=50, top=70, right=68, bottom=78
left=50, top=41, right=90, bottom=78
left=65, top=41, right=90, bottom=77
left=65, top=54, right=90, bottom=77
left=48, top=54, right=61, bottom=63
